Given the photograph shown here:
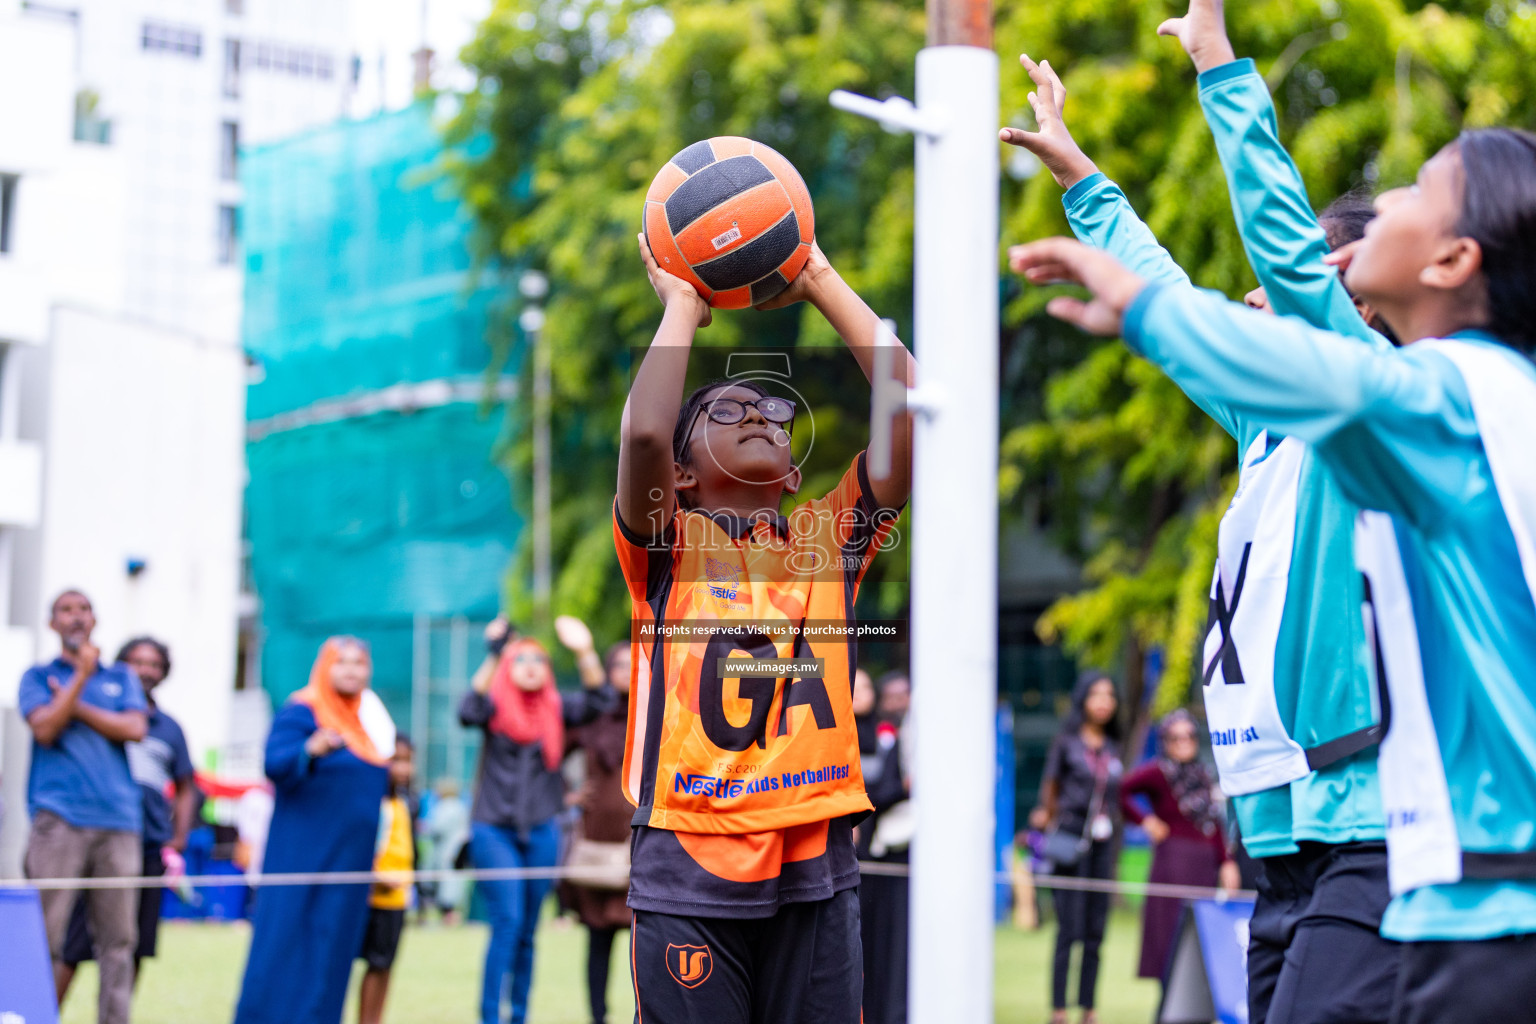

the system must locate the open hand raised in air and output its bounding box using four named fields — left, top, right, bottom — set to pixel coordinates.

left=998, top=55, right=1098, bottom=190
